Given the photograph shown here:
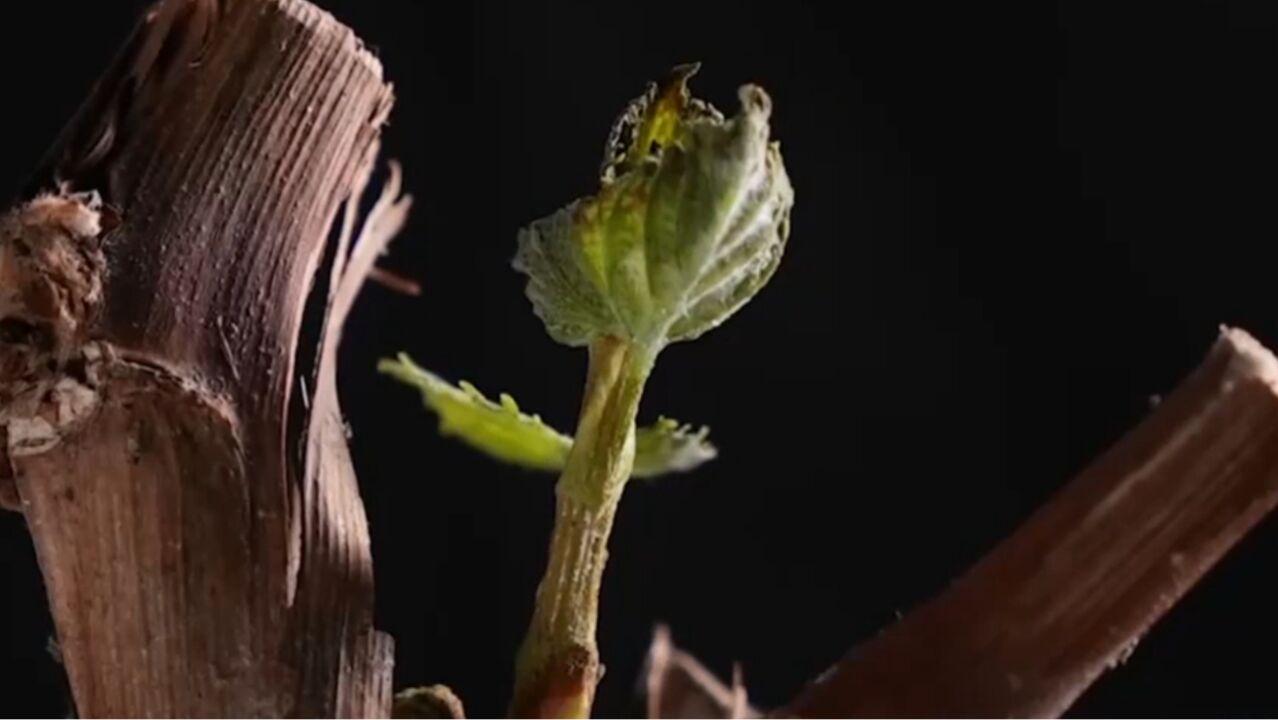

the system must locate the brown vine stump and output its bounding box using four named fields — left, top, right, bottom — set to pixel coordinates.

left=0, top=0, right=401, bottom=716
